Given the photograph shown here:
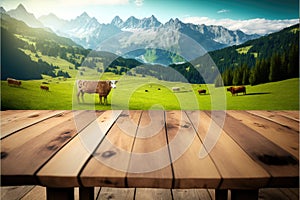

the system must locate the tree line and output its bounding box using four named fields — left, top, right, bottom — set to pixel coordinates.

left=215, top=43, right=299, bottom=87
